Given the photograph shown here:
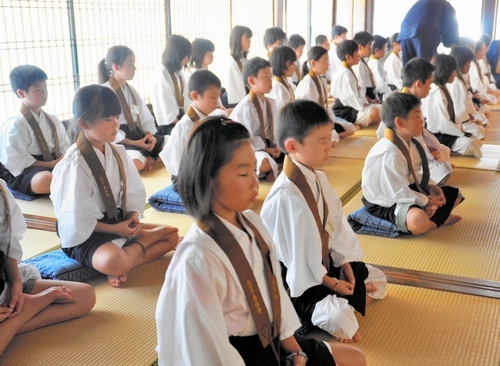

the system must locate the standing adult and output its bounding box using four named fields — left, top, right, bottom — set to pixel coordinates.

left=398, top=0, right=459, bottom=65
